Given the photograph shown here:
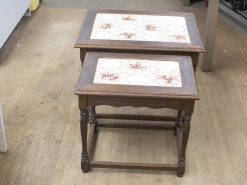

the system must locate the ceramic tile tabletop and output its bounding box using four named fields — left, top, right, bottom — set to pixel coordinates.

left=90, top=13, right=191, bottom=43
left=93, top=58, right=182, bottom=87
